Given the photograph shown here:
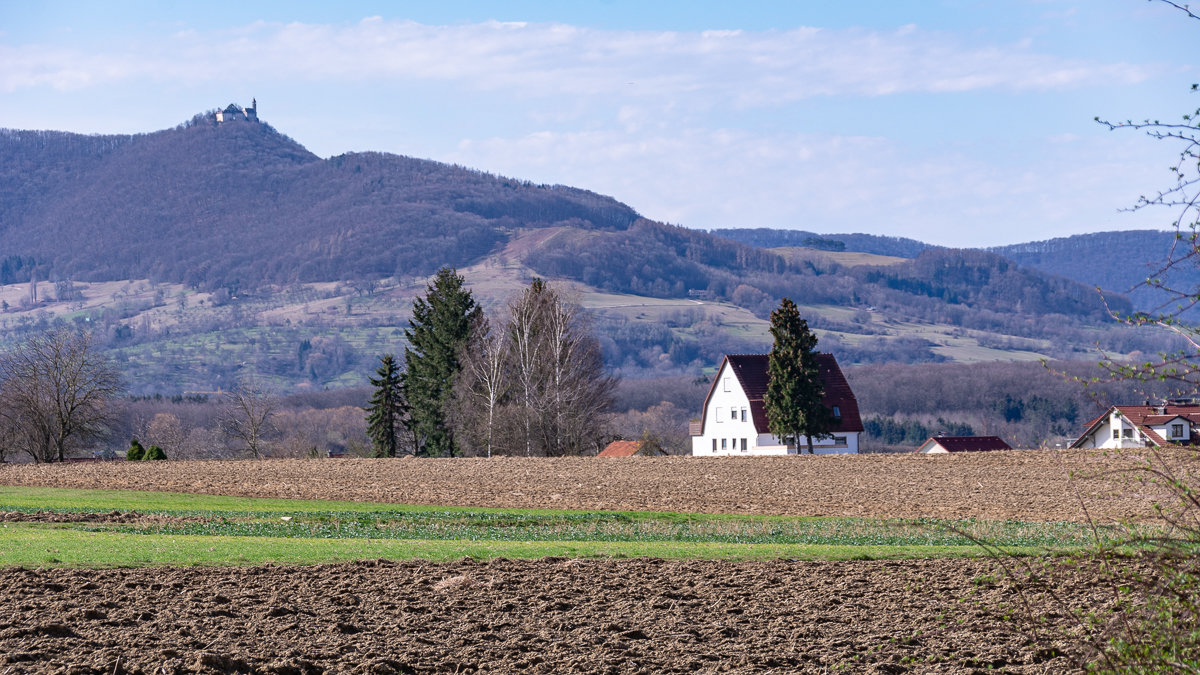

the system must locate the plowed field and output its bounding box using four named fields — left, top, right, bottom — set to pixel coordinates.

left=0, top=557, right=1111, bottom=674
left=2, top=449, right=1196, bottom=522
